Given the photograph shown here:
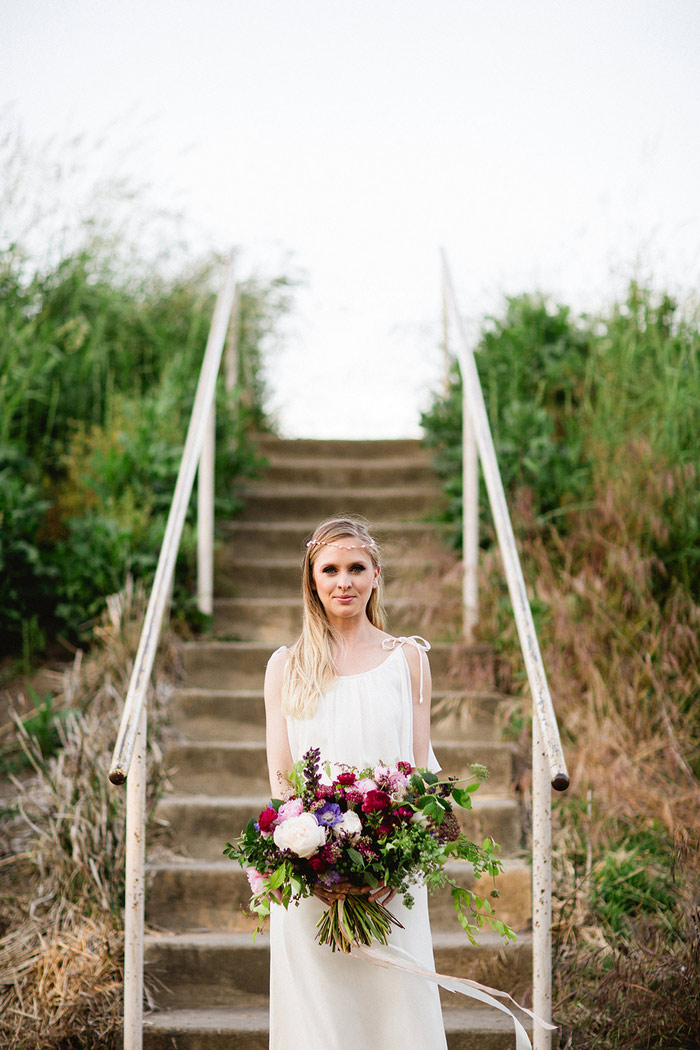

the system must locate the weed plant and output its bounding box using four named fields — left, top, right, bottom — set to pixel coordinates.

left=0, top=243, right=293, bottom=661
left=422, top=283, right=700, bottom=1048
left=0, top=580, right=174, bottom=1049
